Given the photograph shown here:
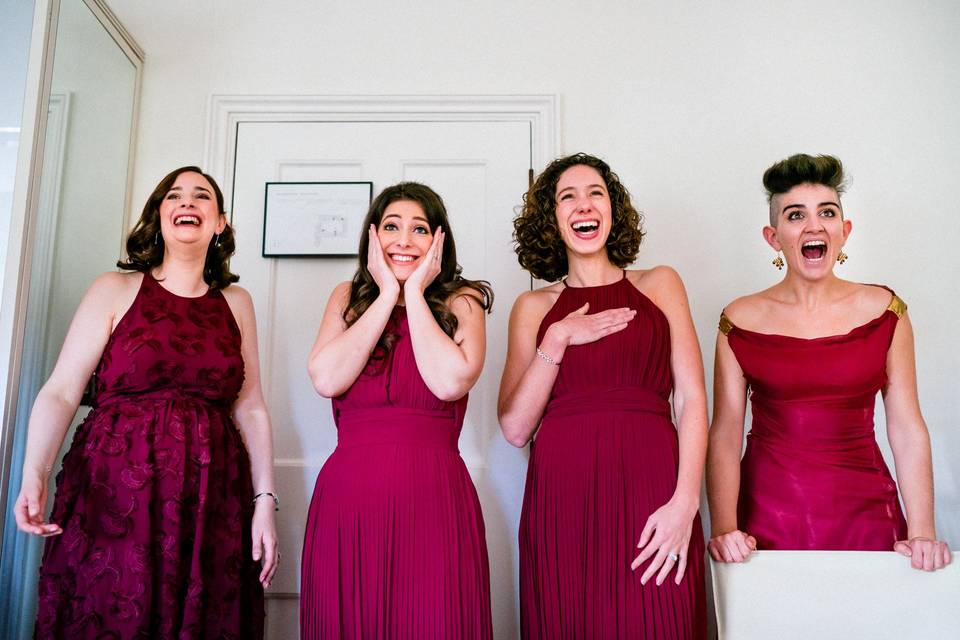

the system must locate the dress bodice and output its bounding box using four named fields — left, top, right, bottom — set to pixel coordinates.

left=721, top=290, right=905, bottom=448
left=536, top=274, right=673, bottom=405
left=93, top=273, right=244, bottom=408
left=332, top=306, right=468, bottom=436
